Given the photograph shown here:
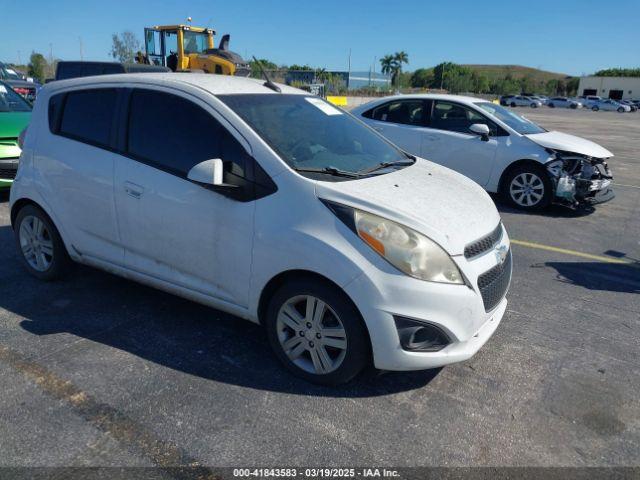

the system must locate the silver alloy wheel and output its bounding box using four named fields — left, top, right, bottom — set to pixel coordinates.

left=509, top=172, right=545, bottom=207
left=19, top=215, right=54, bottom=272
left=276, top=295, right=347, bottom=375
